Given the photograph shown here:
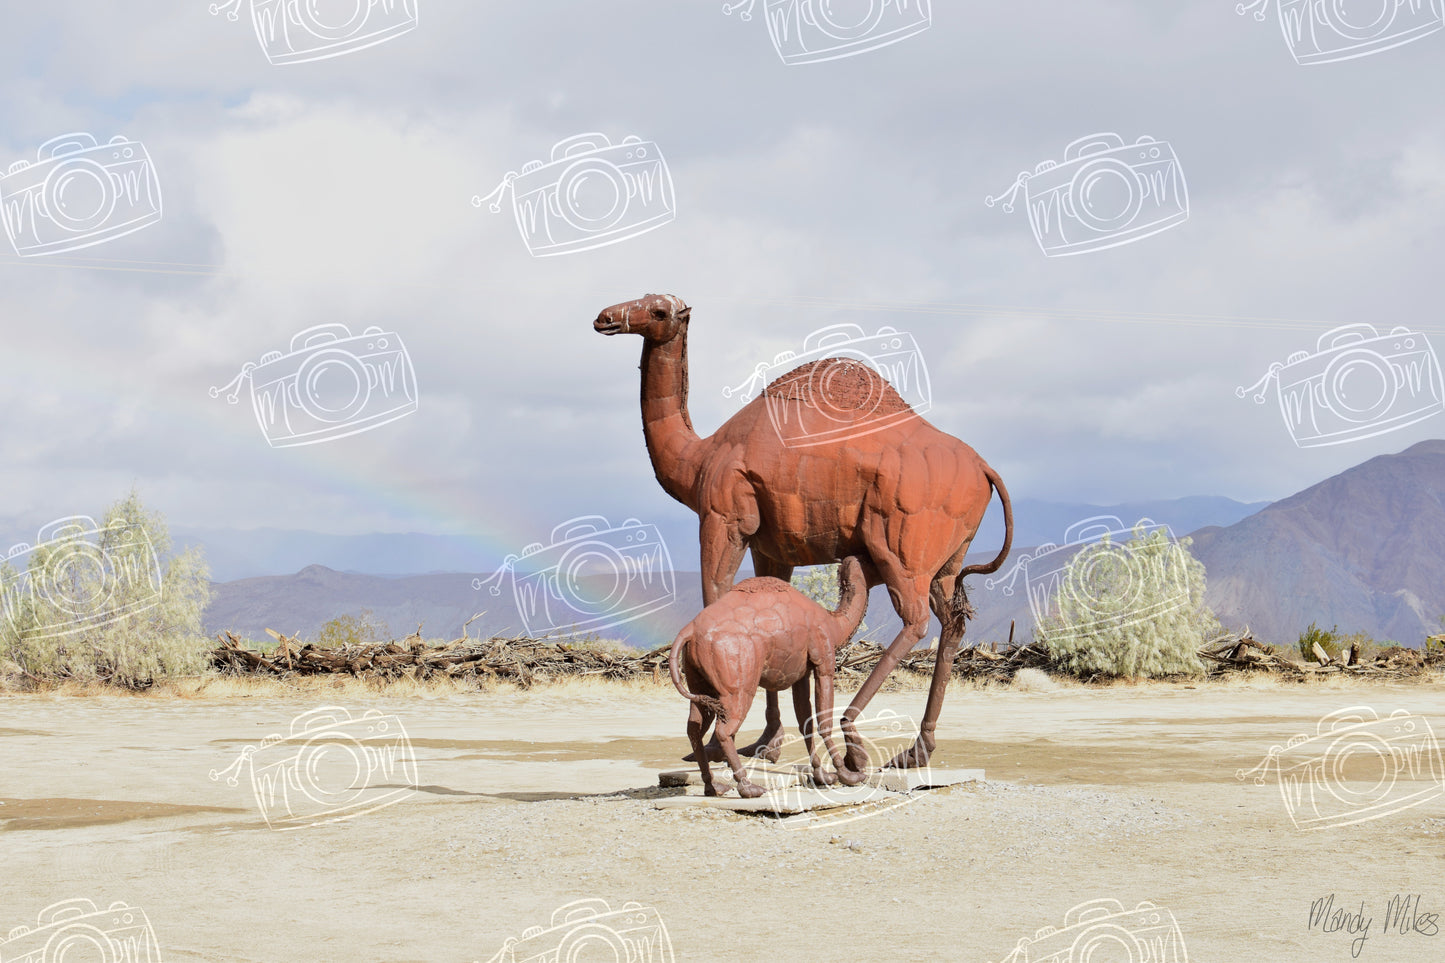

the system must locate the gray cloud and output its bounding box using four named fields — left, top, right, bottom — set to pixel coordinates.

left=1, top=0, right=1442, bottom=565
